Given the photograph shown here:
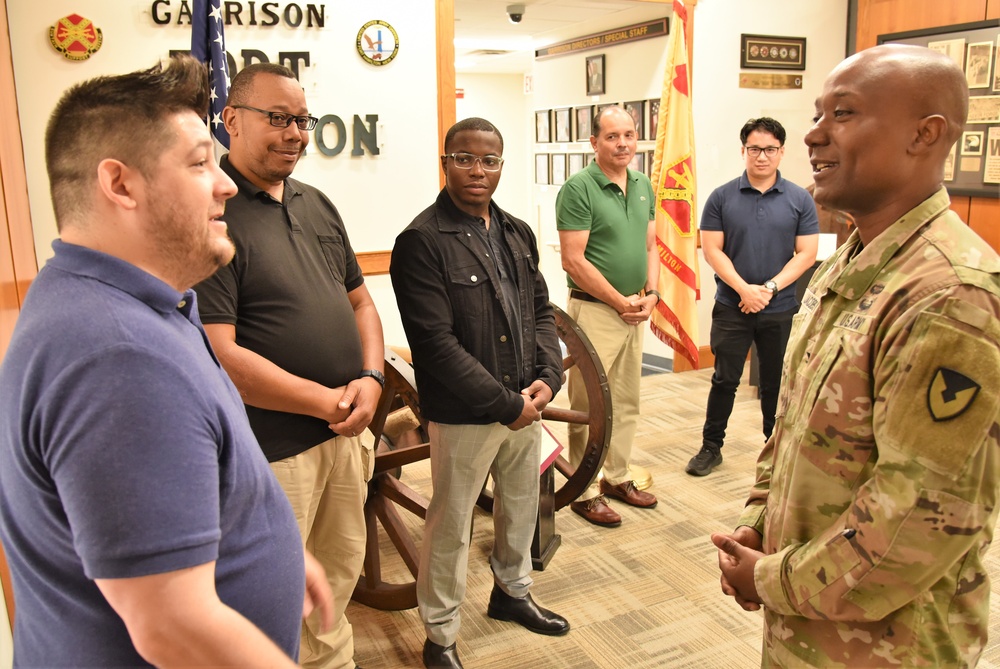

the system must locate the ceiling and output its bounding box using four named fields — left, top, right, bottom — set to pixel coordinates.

left=454, top=0, right=672, bottom=74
